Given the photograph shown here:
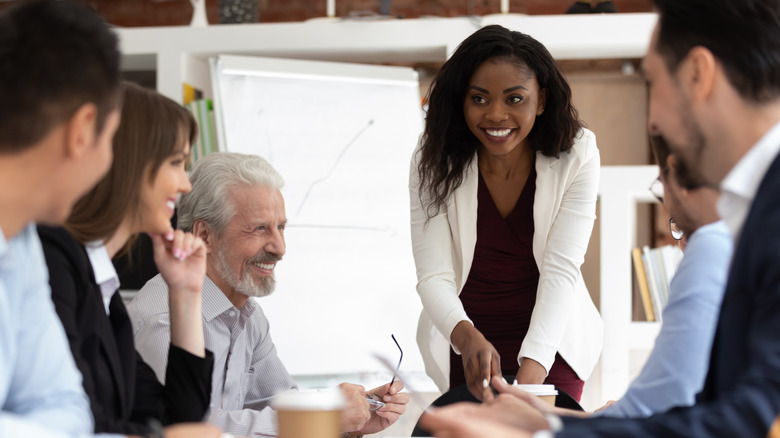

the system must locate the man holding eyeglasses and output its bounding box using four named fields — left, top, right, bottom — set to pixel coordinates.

left=127, top=152, right=409, bottom=438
